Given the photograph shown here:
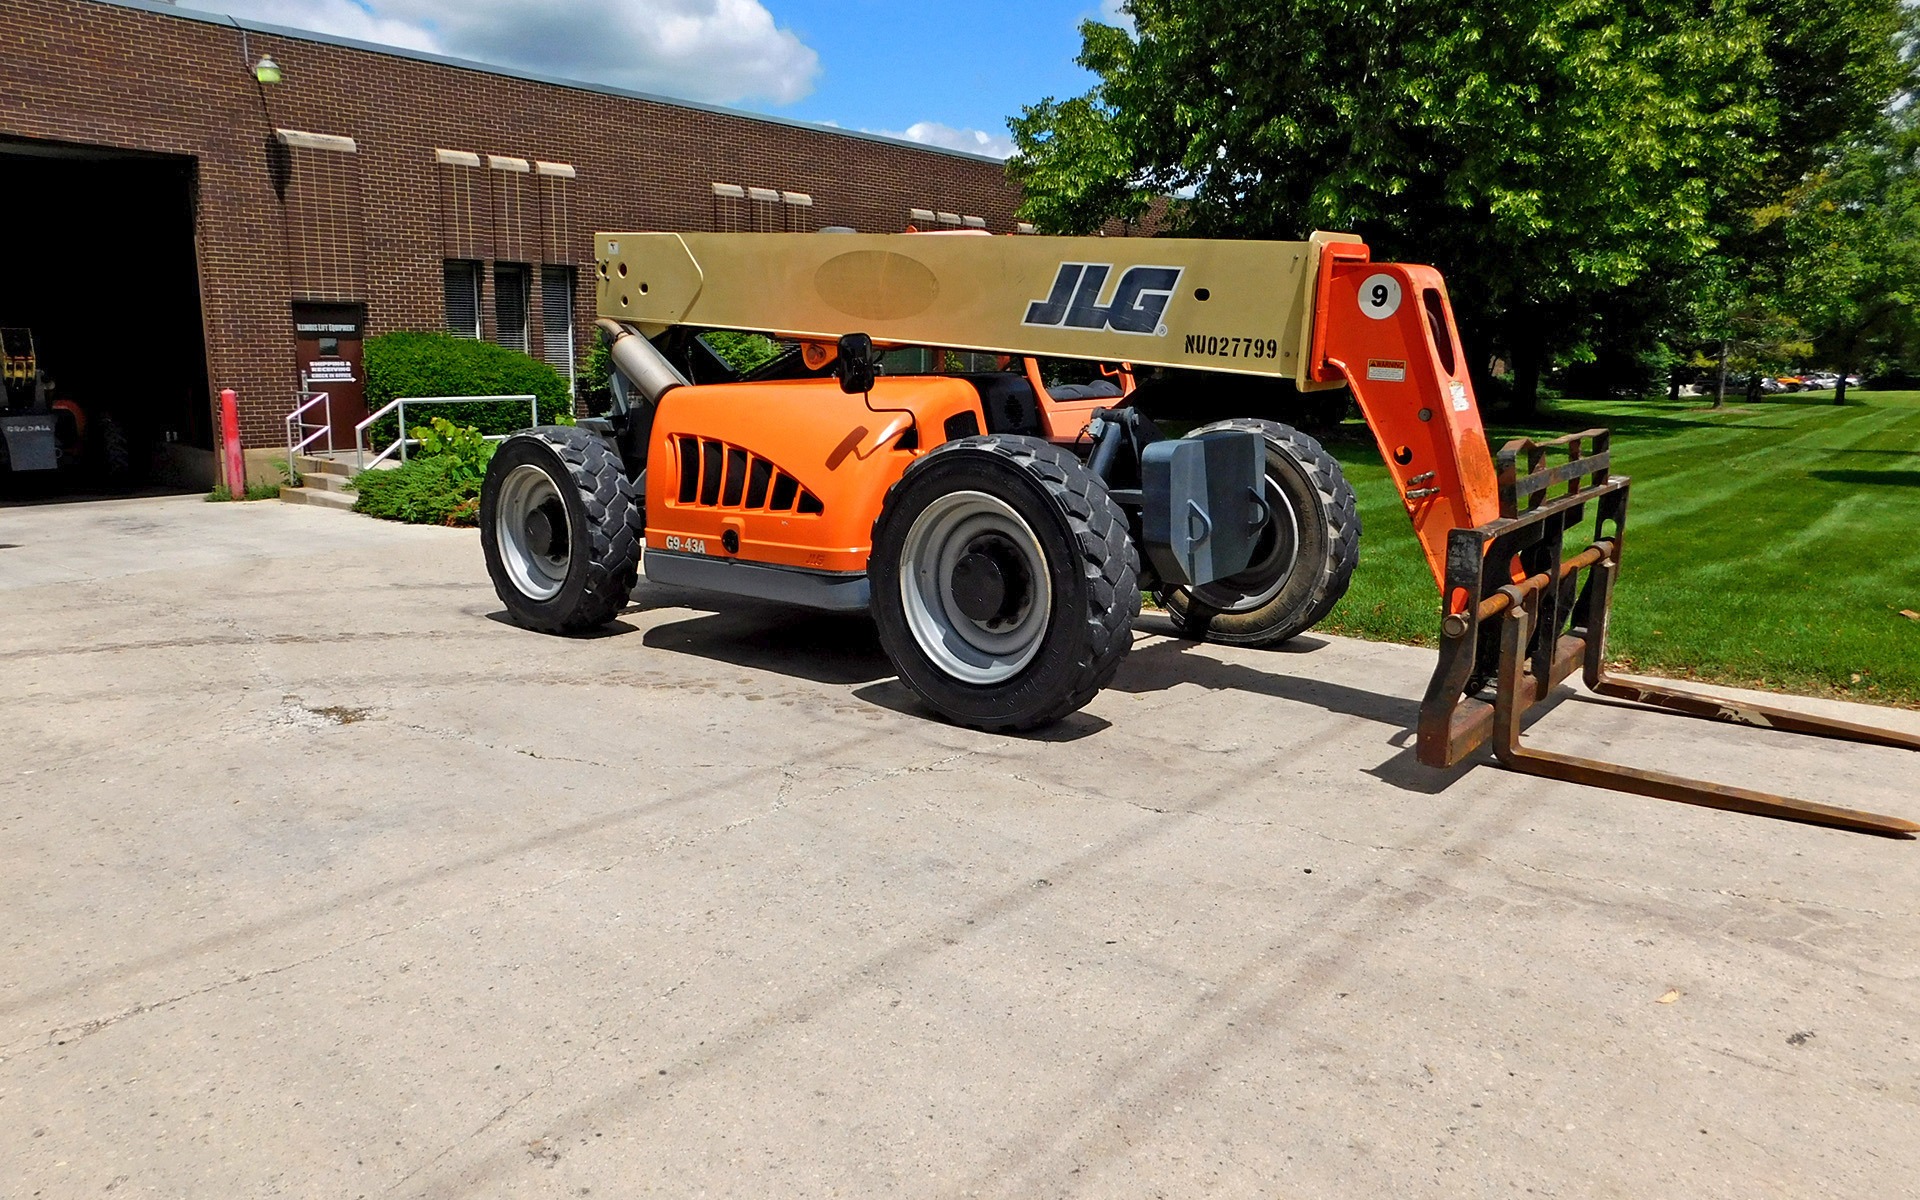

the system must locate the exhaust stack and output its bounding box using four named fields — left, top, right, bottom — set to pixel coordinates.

left=595, top=318, right=688, bottom=409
